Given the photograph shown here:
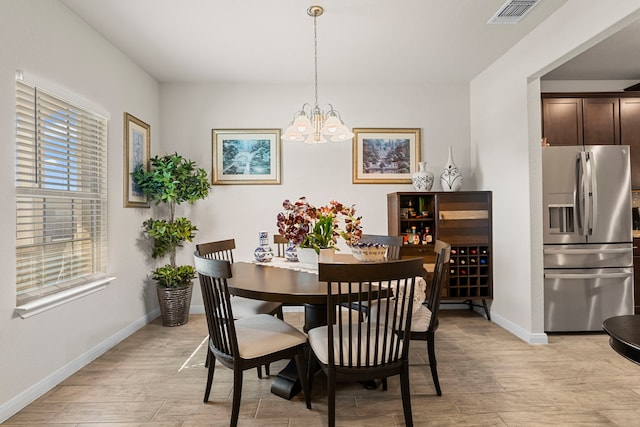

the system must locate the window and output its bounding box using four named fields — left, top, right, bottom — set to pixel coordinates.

left=15, top=79, right=108, bottom=305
